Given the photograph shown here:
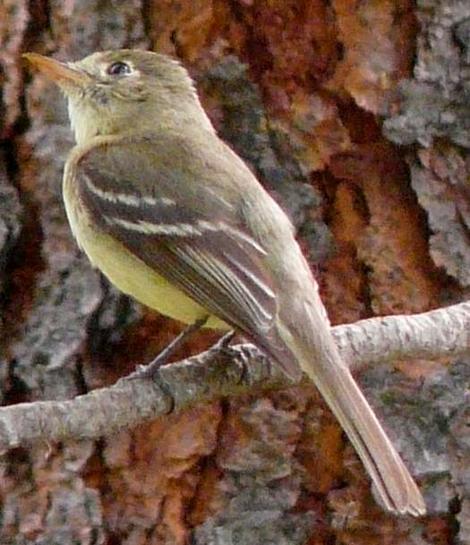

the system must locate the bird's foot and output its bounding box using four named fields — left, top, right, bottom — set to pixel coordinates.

left=207, top=330, right=236, bottom=357
left=129, top=316, right=209, bottom=380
